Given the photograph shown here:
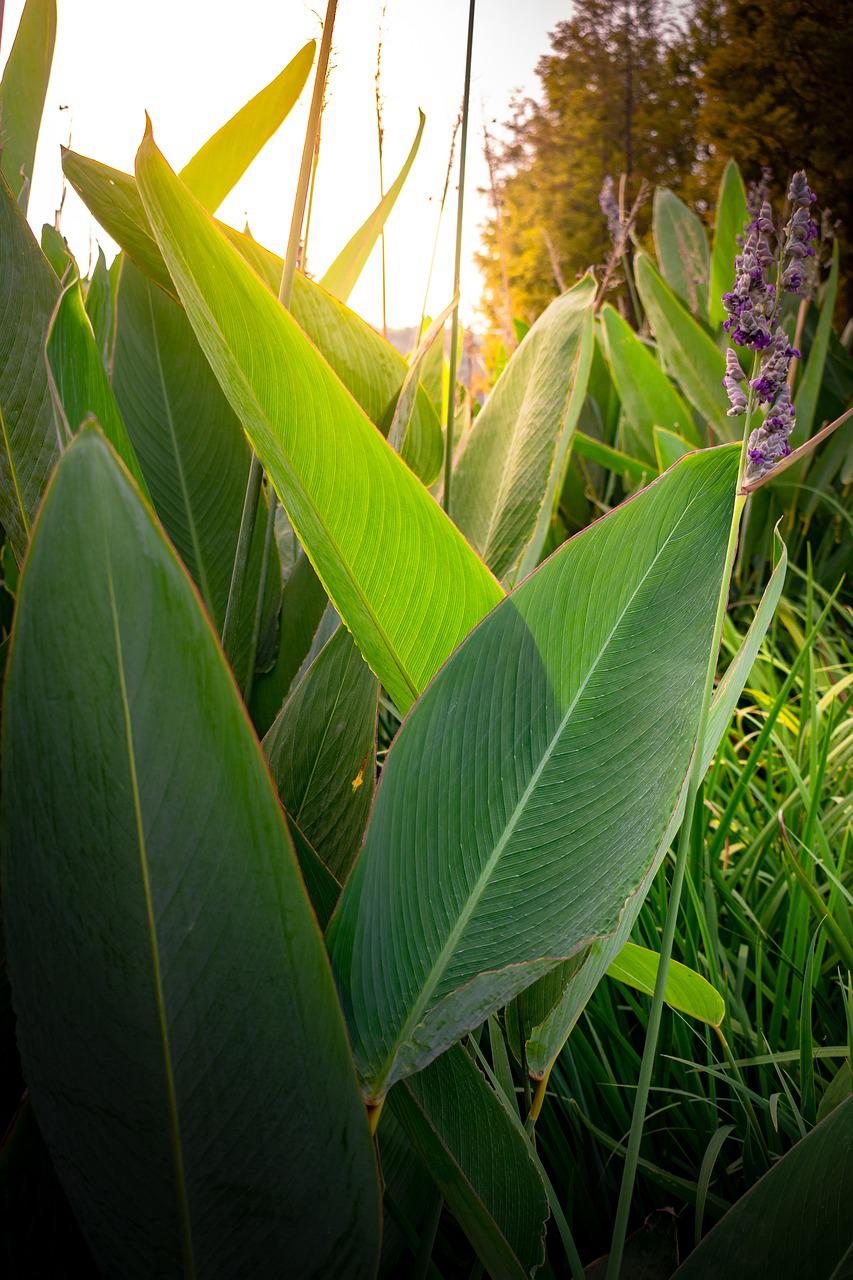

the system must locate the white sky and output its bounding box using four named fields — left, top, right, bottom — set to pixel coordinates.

left=2, top=0, right=570, bottom=329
